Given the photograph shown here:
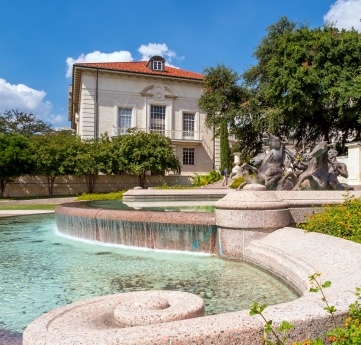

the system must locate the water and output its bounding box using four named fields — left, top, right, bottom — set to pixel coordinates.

left=87, top=199, right=216, bottom=212
left=0, top=214, right=297, bottom=333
